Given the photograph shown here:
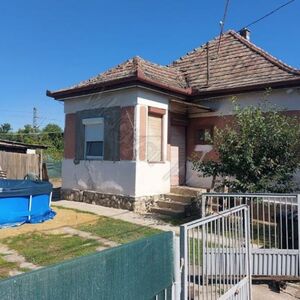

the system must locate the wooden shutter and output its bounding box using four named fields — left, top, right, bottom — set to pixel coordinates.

left=147, top=114, right=162, bottom=161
